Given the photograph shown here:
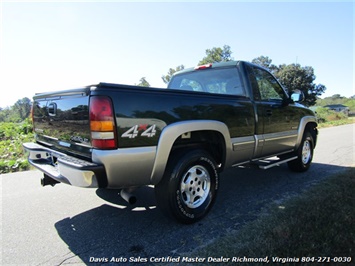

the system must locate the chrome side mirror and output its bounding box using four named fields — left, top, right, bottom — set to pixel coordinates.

left=291, top=90, right=304, bottom=102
